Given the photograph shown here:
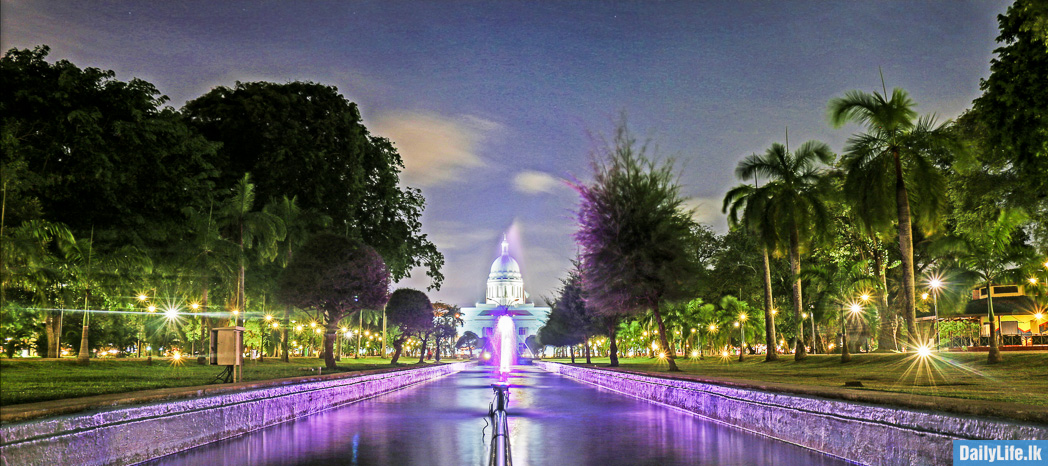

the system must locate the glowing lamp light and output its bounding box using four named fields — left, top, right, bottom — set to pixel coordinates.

left=147, top=305, right=157, bottom=313
left=929, top=278, right=943, bottom=289
left=172, top=351, right=182, bottom=361
left=482, top=352, right=491, bottom=360
left=691, top=350, right=699, bottom=358
left=721, top=350, right=729, bottom=357
left=164, top=307, right=179, bottom=319
left=1035, top=313, right=1043, bottom=320
left=733, top=322, right=739, bottom=328
left=651, top=342, right=659, bottom=350
left=658, top=352, right=667, bottom=359
left=860, top=294, right=870, bottom=302
left=739, top=313, right=747, bottom=321
left=1030, top=277, right=1039, bottom=285
left=231, top=309, right=239, bottom=316
left=849, top=303, right=862, bottom=314
left=264, top=314, right=273, bottom=321
left=771, top=309, right=778, bottom=316
left=272, top=323, right=279, bottom=329
left=309, top=322, right=316, bottom=328
left=916, top=344, right=933, bottom=358
left=921, top=292, right=929, bottom=300
left=137, top=294, right=149, bottom=302
left=801, top=312, right=807, bottom=319
left=708, top=324, right=717, bottom=332
left=295, top=325, right=303, bottom=332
